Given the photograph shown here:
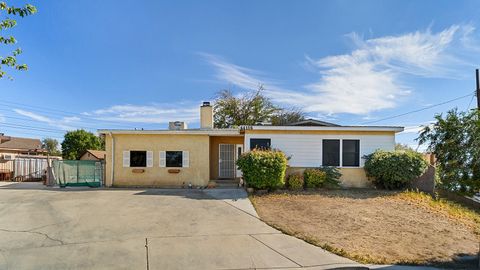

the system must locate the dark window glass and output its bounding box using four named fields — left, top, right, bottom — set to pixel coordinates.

left=342, top=140, right=360, bottom=167
left=166, top=151, right=183, bottom=167
left=322, top=140, right=340, bottom=166
left=130, top=151, right=146, bottom=167
left=250, top=139, right=271, bottom=150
